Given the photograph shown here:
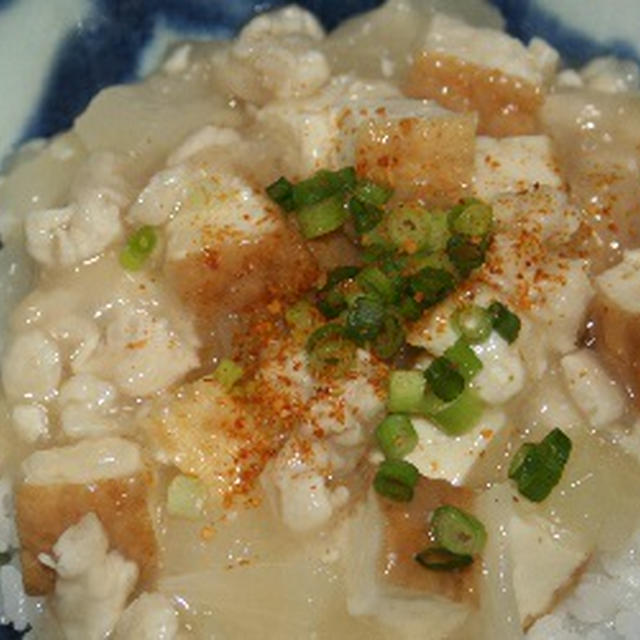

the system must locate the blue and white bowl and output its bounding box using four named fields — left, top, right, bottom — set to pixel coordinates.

left=0, top=0, right=639, bottom=638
